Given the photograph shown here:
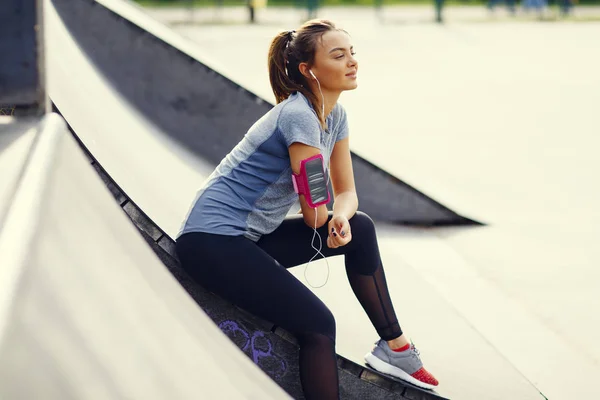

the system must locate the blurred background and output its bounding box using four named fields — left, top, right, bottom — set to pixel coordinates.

left=2, top=0, right=599, bottom=399
left=134, top=0, right=600, bottom=24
